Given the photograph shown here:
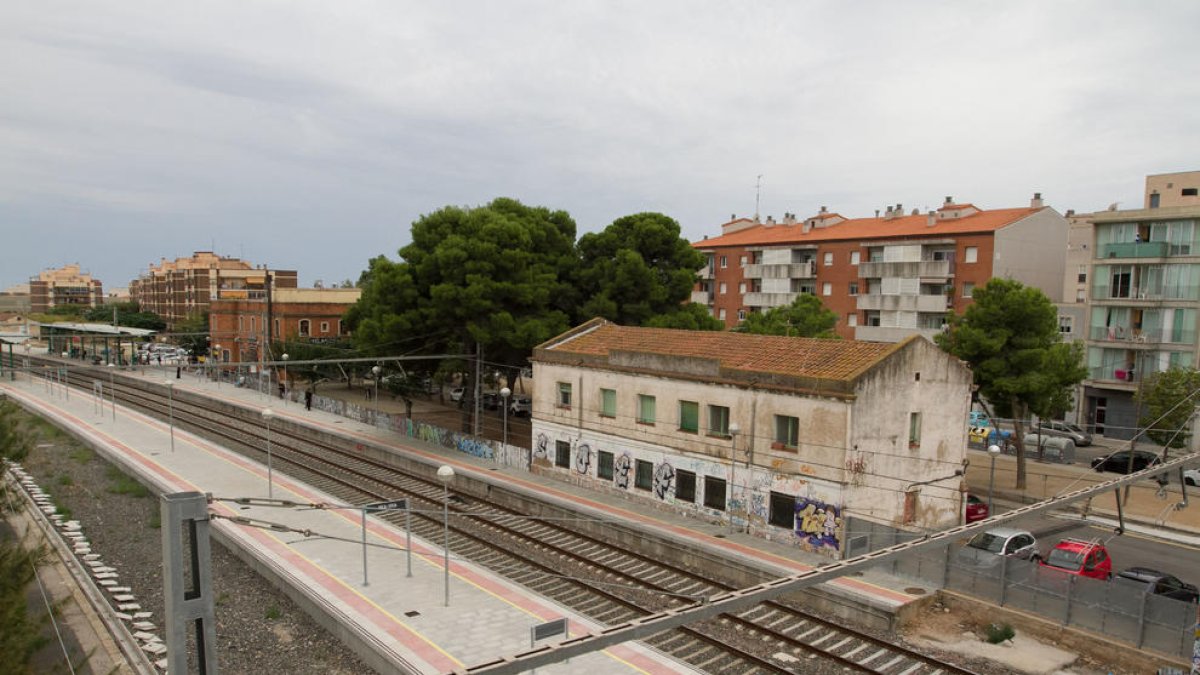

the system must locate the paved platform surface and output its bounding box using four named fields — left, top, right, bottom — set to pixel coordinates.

left=2, top=370, right=700, bottom=674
